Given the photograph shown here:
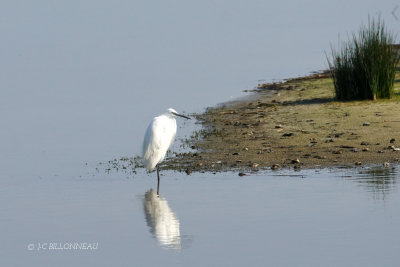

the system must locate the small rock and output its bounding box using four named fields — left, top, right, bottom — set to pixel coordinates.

left=251, top=163, right=259, bottom=168
left=293, top=165, right=301, bottom=170
left=390, top=138, right=396, bottom=143
left=275, top=124, right=283, bottom=129
left=236, top=160, right=243, bottom=163
left=238, top=172, right=247, bottom=177
left=271, top=164, right=280, bottom=170
left=384, top=162, right=390, bottom=168
left=282, top=132, right=294, bottom=137
left=393, top=148, right=400, bottom=151
left=388, top=145, right=395, bottom=150
left=315, top=155, right=327, bottom=159
left=185, top=168, right=192, bottom=175
left=355, top=161, right=362, bottom=166
left=362, top=148, right=369, bottom=152
left=351, top=148, right=358, bottom=152
left=291, top=158, right=300, bottom=164
left=190, top=145, right=197, bottom=149
left=378, top=150, right=384, bottom=153
left=360, top=141, right=369, bottom=146
left=362, top=122, right=371, bottom=126
left=197, top=162, right=203, bottom=167
left=232, top=152, right=240, bottom=155
left=333, top=150, right=342, bottom=154
left=243, top=147, right=249, bottom=151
